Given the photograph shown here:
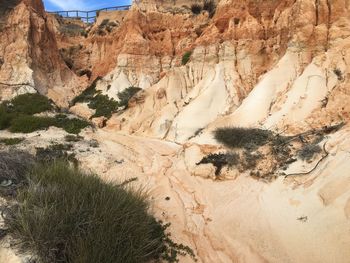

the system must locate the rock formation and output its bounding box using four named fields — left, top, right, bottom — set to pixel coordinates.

left=1, top=0, right=350, bottom=262
left=0, top=0, right=86, bottom=106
